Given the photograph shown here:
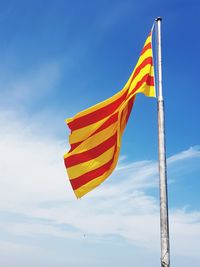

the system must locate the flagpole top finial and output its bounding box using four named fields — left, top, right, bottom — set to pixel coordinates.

left=155, top=17, right=162, bottom=21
